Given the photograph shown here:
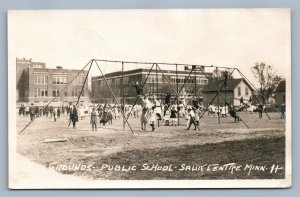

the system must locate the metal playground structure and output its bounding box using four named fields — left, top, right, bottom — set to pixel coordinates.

left=18, top=59, right=284, bottom=135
